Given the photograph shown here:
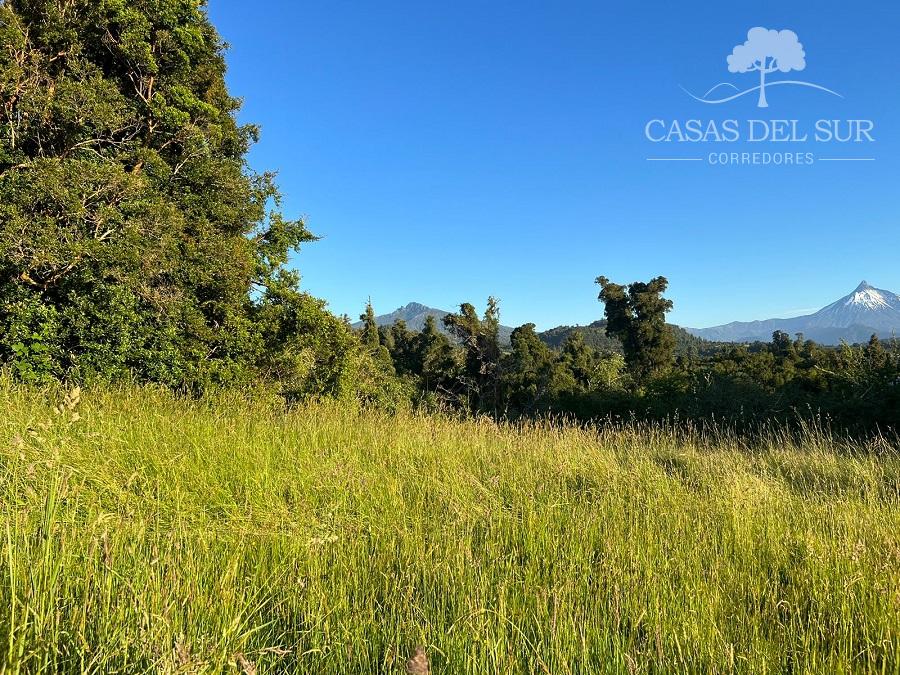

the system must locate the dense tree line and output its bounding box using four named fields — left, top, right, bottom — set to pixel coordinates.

left=361, top=285, right=900, bottom=432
